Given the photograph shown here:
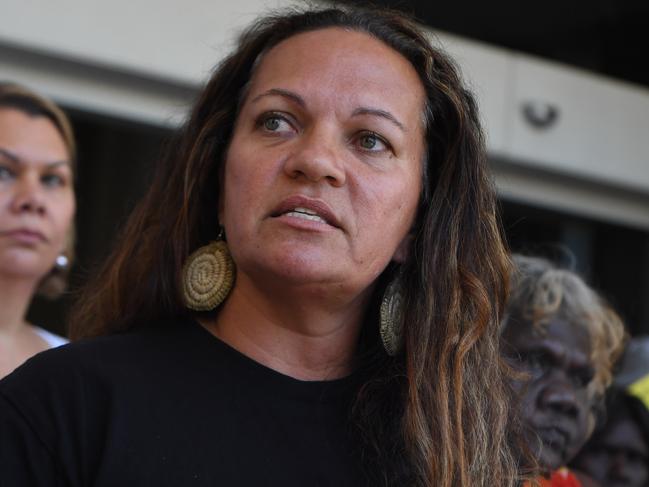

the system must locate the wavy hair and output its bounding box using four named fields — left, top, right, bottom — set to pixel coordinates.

left=0, top=82, right=76, bottom=298
left=506, top=254, right=627, bottom=398
left=69, top=6, right=519, bottom=486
